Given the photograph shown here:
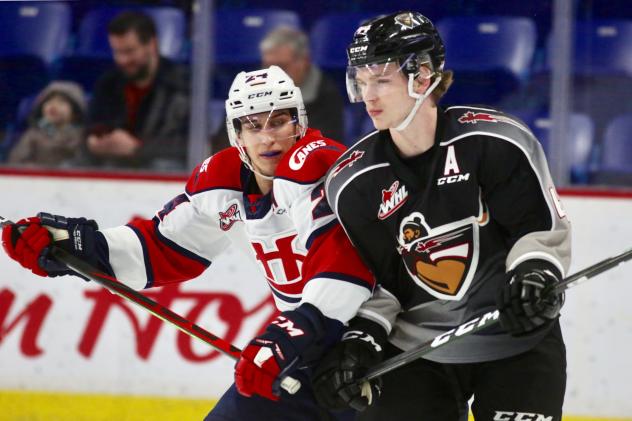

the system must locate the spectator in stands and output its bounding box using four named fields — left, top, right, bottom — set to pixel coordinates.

left=261, top=26, right=344, bottom=141
left=211, top=26, right=345, bottom=151
left=86, top=11, right=189, bottom=170
left=8, top=81, right=86, bottom=167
